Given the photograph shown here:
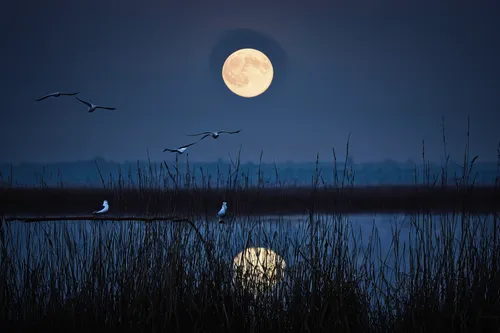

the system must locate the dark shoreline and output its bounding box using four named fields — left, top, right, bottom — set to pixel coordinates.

left=1, top=185, right=499, bottom=216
